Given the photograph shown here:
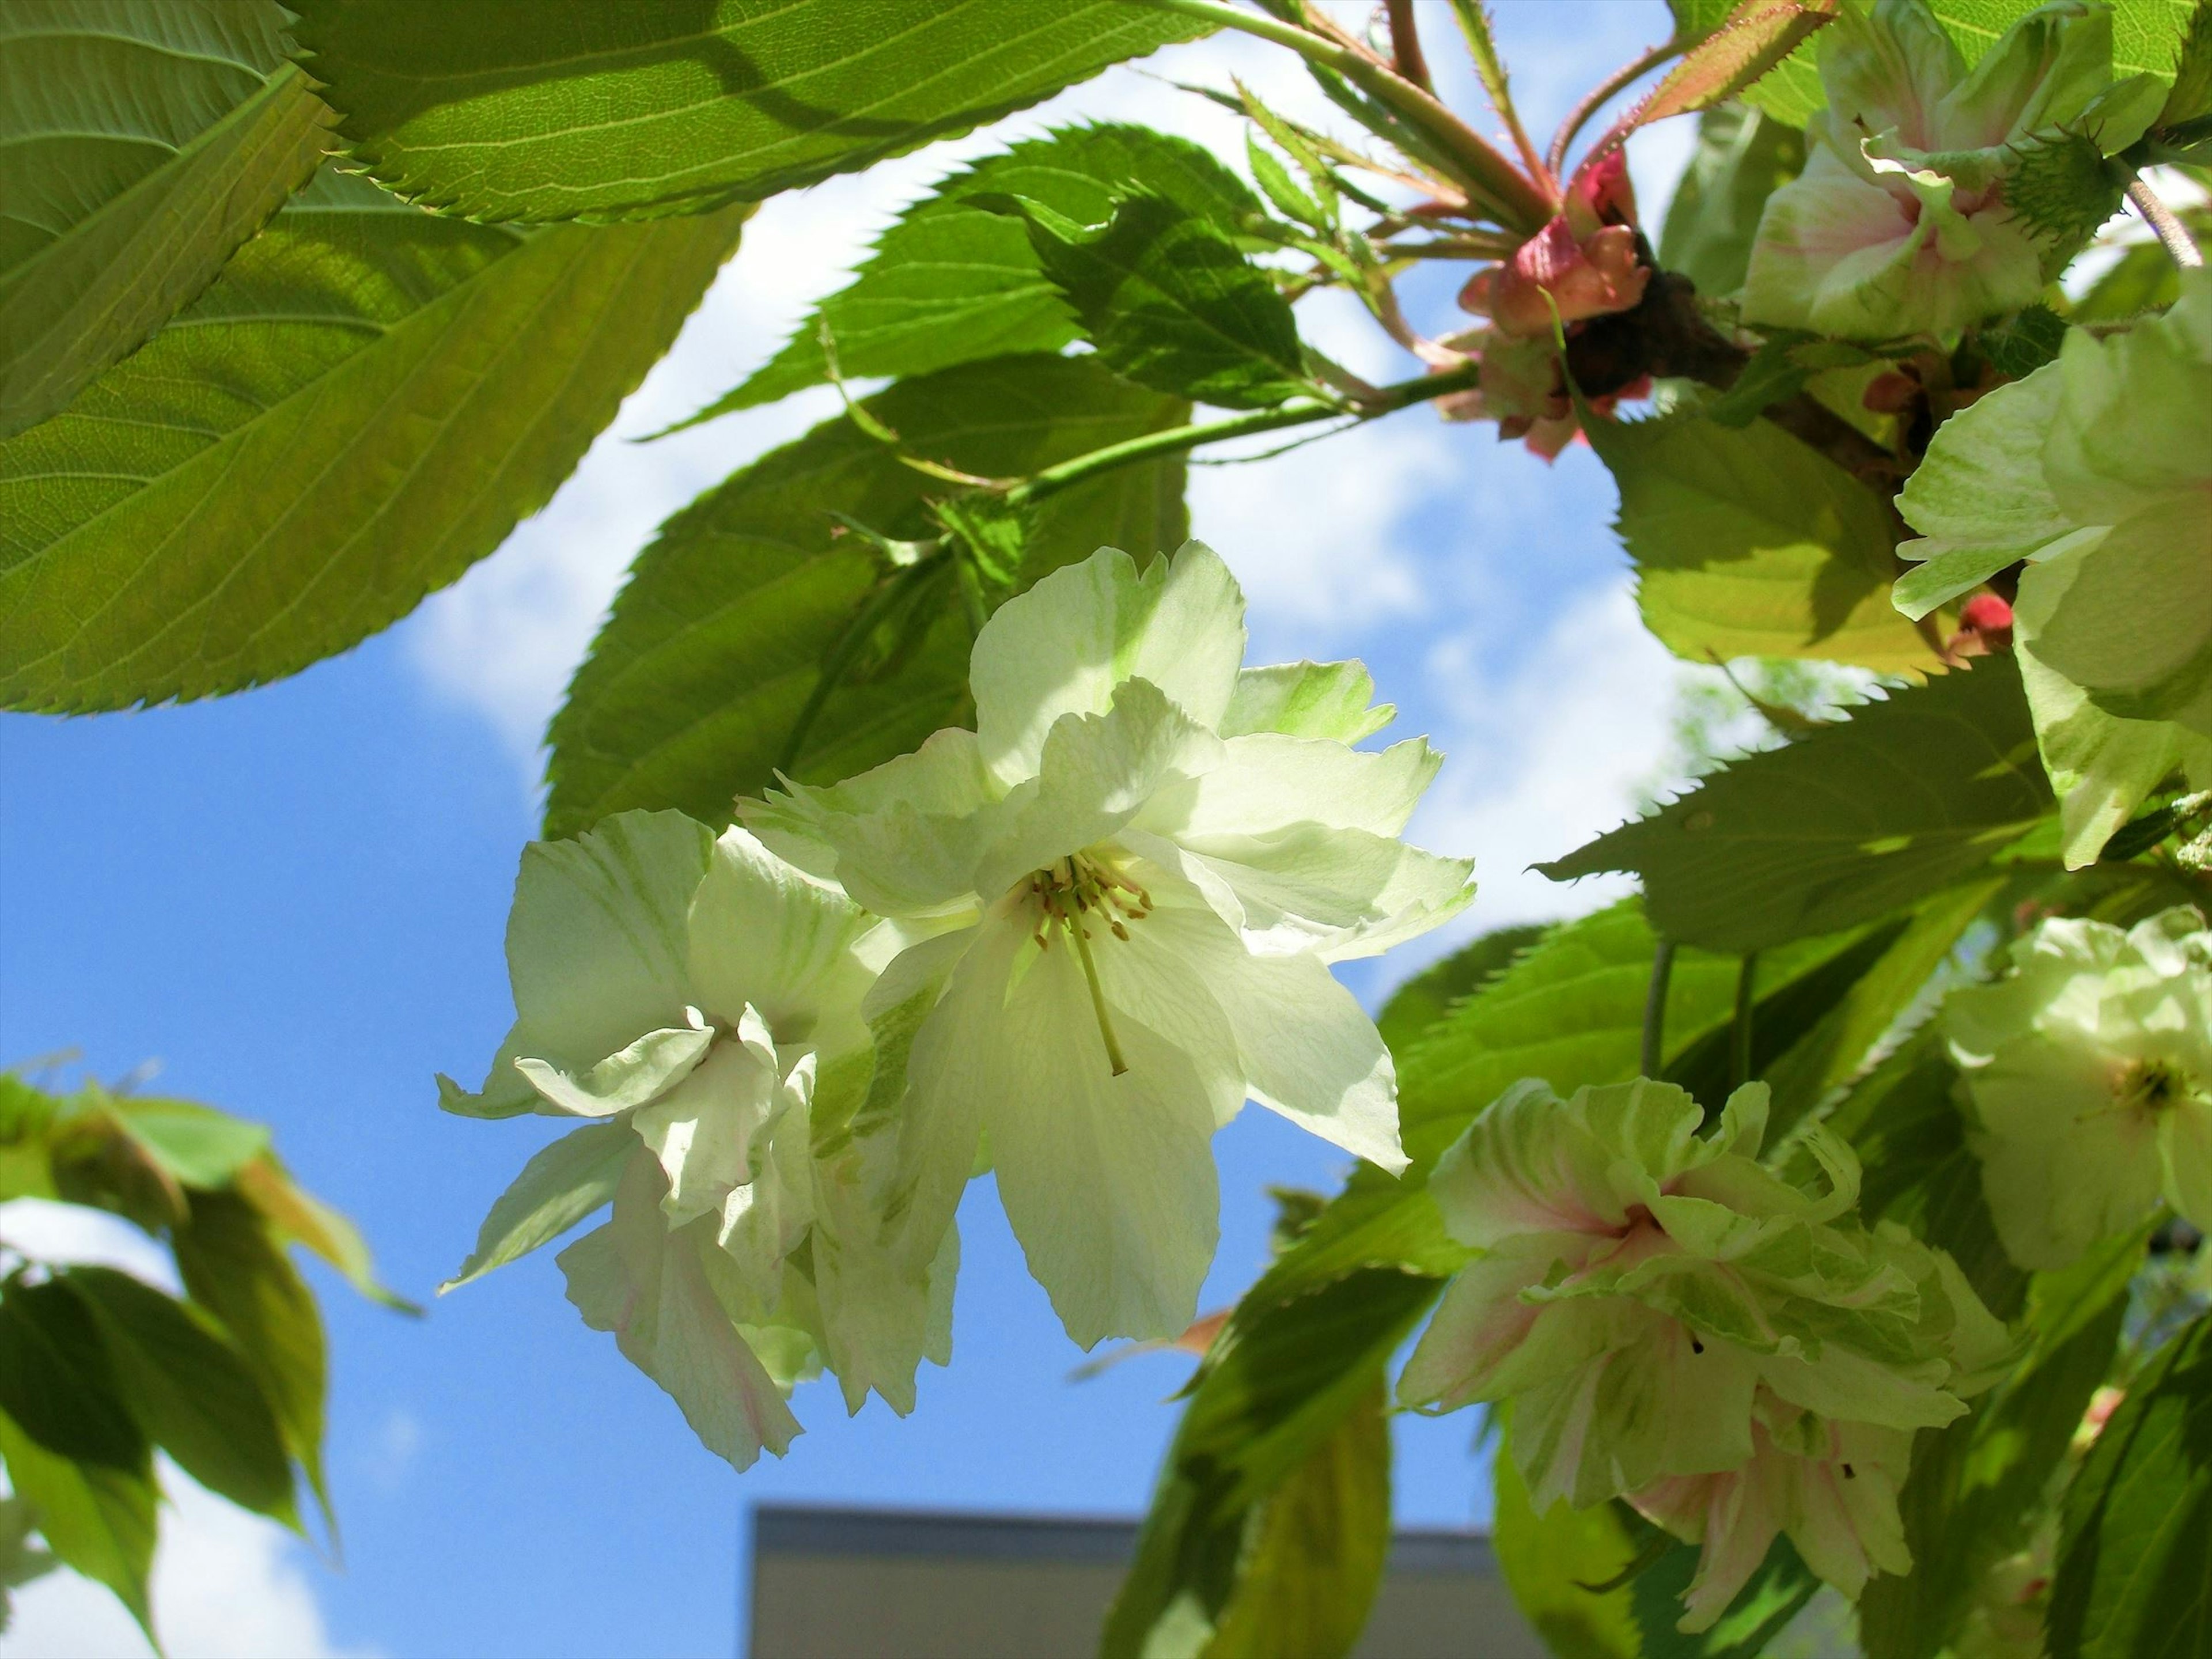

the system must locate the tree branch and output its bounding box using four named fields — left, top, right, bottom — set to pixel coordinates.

left=1130, top=0, right=1551, bottom=230
left=1003, top=360, right=1480, bottom=510
left=2127, top=175, right=2205, bottom=269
